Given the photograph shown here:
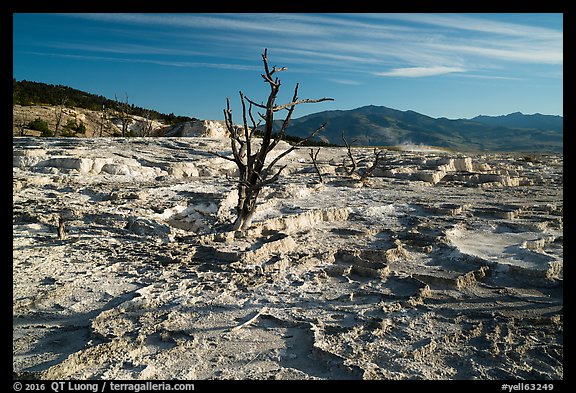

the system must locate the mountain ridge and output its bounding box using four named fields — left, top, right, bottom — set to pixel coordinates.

left=274, top=105, right=562, bottom=153
left=471, top=111, right=563, bottom=131
left=12, top=80, right=562, bottom=153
